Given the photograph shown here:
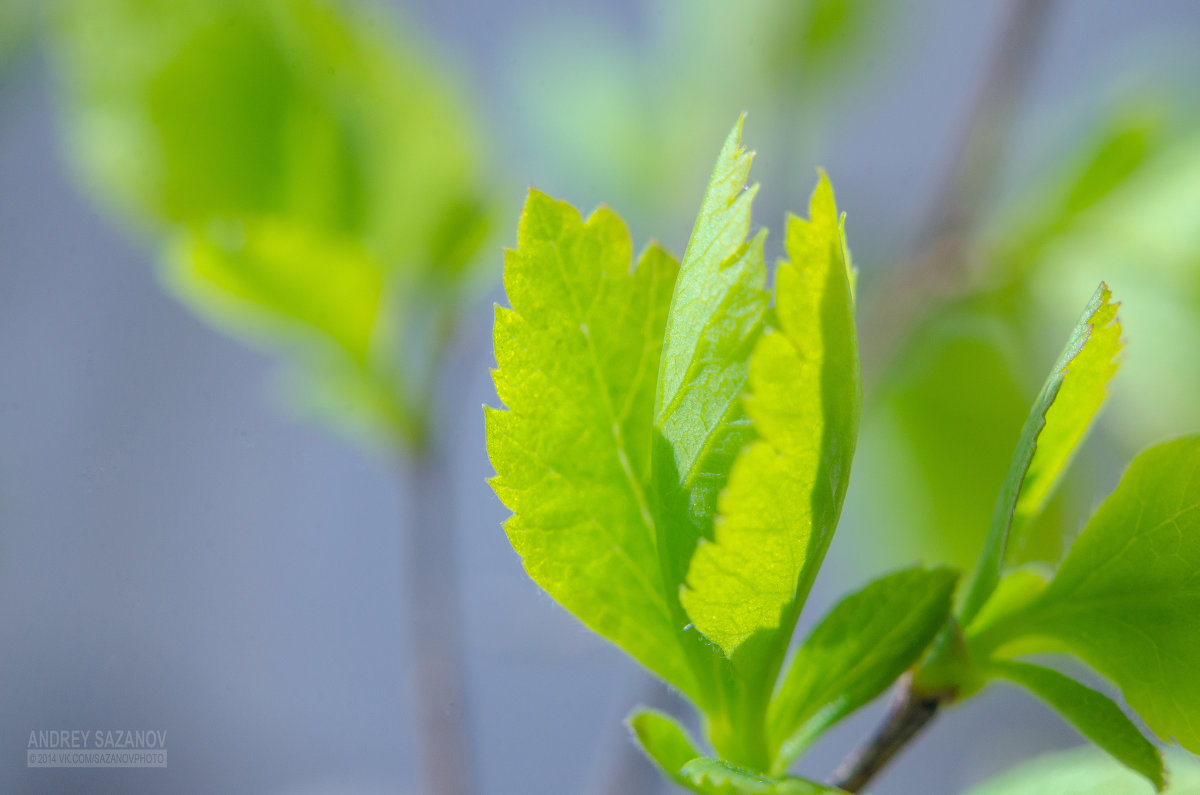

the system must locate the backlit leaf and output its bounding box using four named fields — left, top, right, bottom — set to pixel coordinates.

left=487, top=190, right=693, bottom=694
left=961, top=284, right=1122, bottom=624
left=681, top=174, right=860, bottom=666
